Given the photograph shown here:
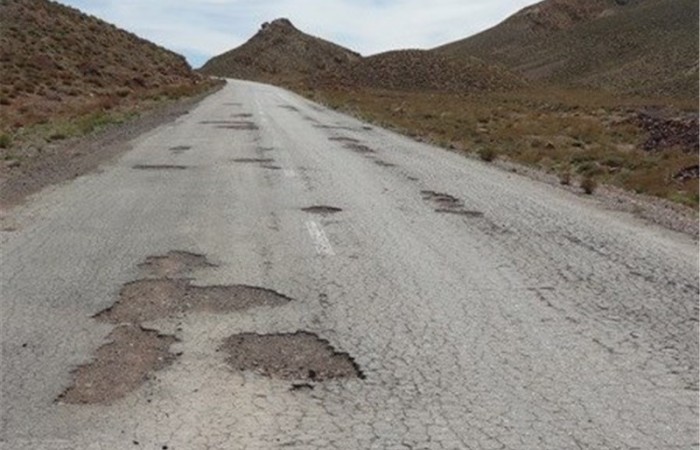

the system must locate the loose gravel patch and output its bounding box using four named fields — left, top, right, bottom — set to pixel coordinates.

left=220, top=331, right=364, bottom=381
left=57, top=325, right=178, bottom=405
